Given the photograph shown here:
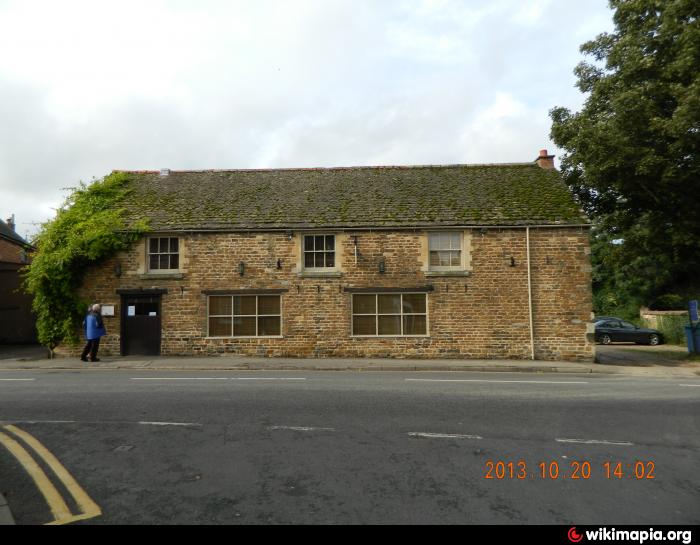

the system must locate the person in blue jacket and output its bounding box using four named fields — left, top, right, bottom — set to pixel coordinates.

left=81, top=304, right=106, bottom=362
